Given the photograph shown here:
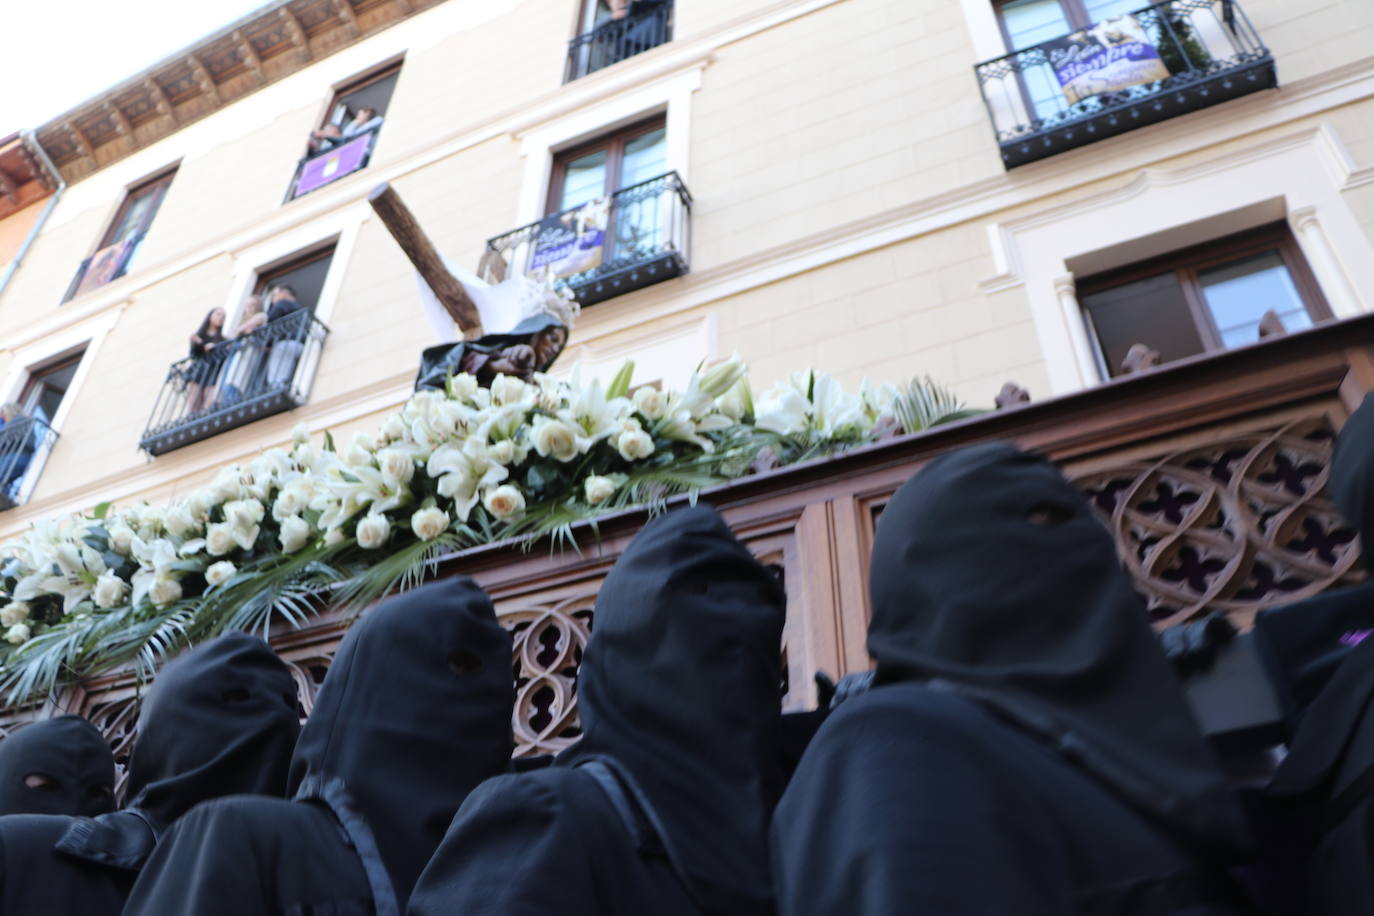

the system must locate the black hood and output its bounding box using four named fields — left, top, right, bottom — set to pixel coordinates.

left=1330, top=391, right=1374, bottom=575
left=0, top=716, right=114, bottom=817
left=561, top=506, right=786, bottom=913
left=867, top=443, right=1250, bottom=851
left=288, top=576, right=514, bottom=910
left=126, top=631, right=300, bottom=831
